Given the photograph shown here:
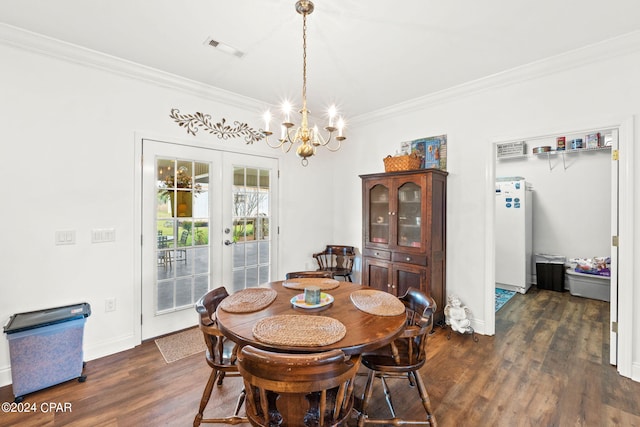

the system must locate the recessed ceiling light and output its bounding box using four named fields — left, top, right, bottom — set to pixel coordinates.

left=204, top=37, right=244, bottom=58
